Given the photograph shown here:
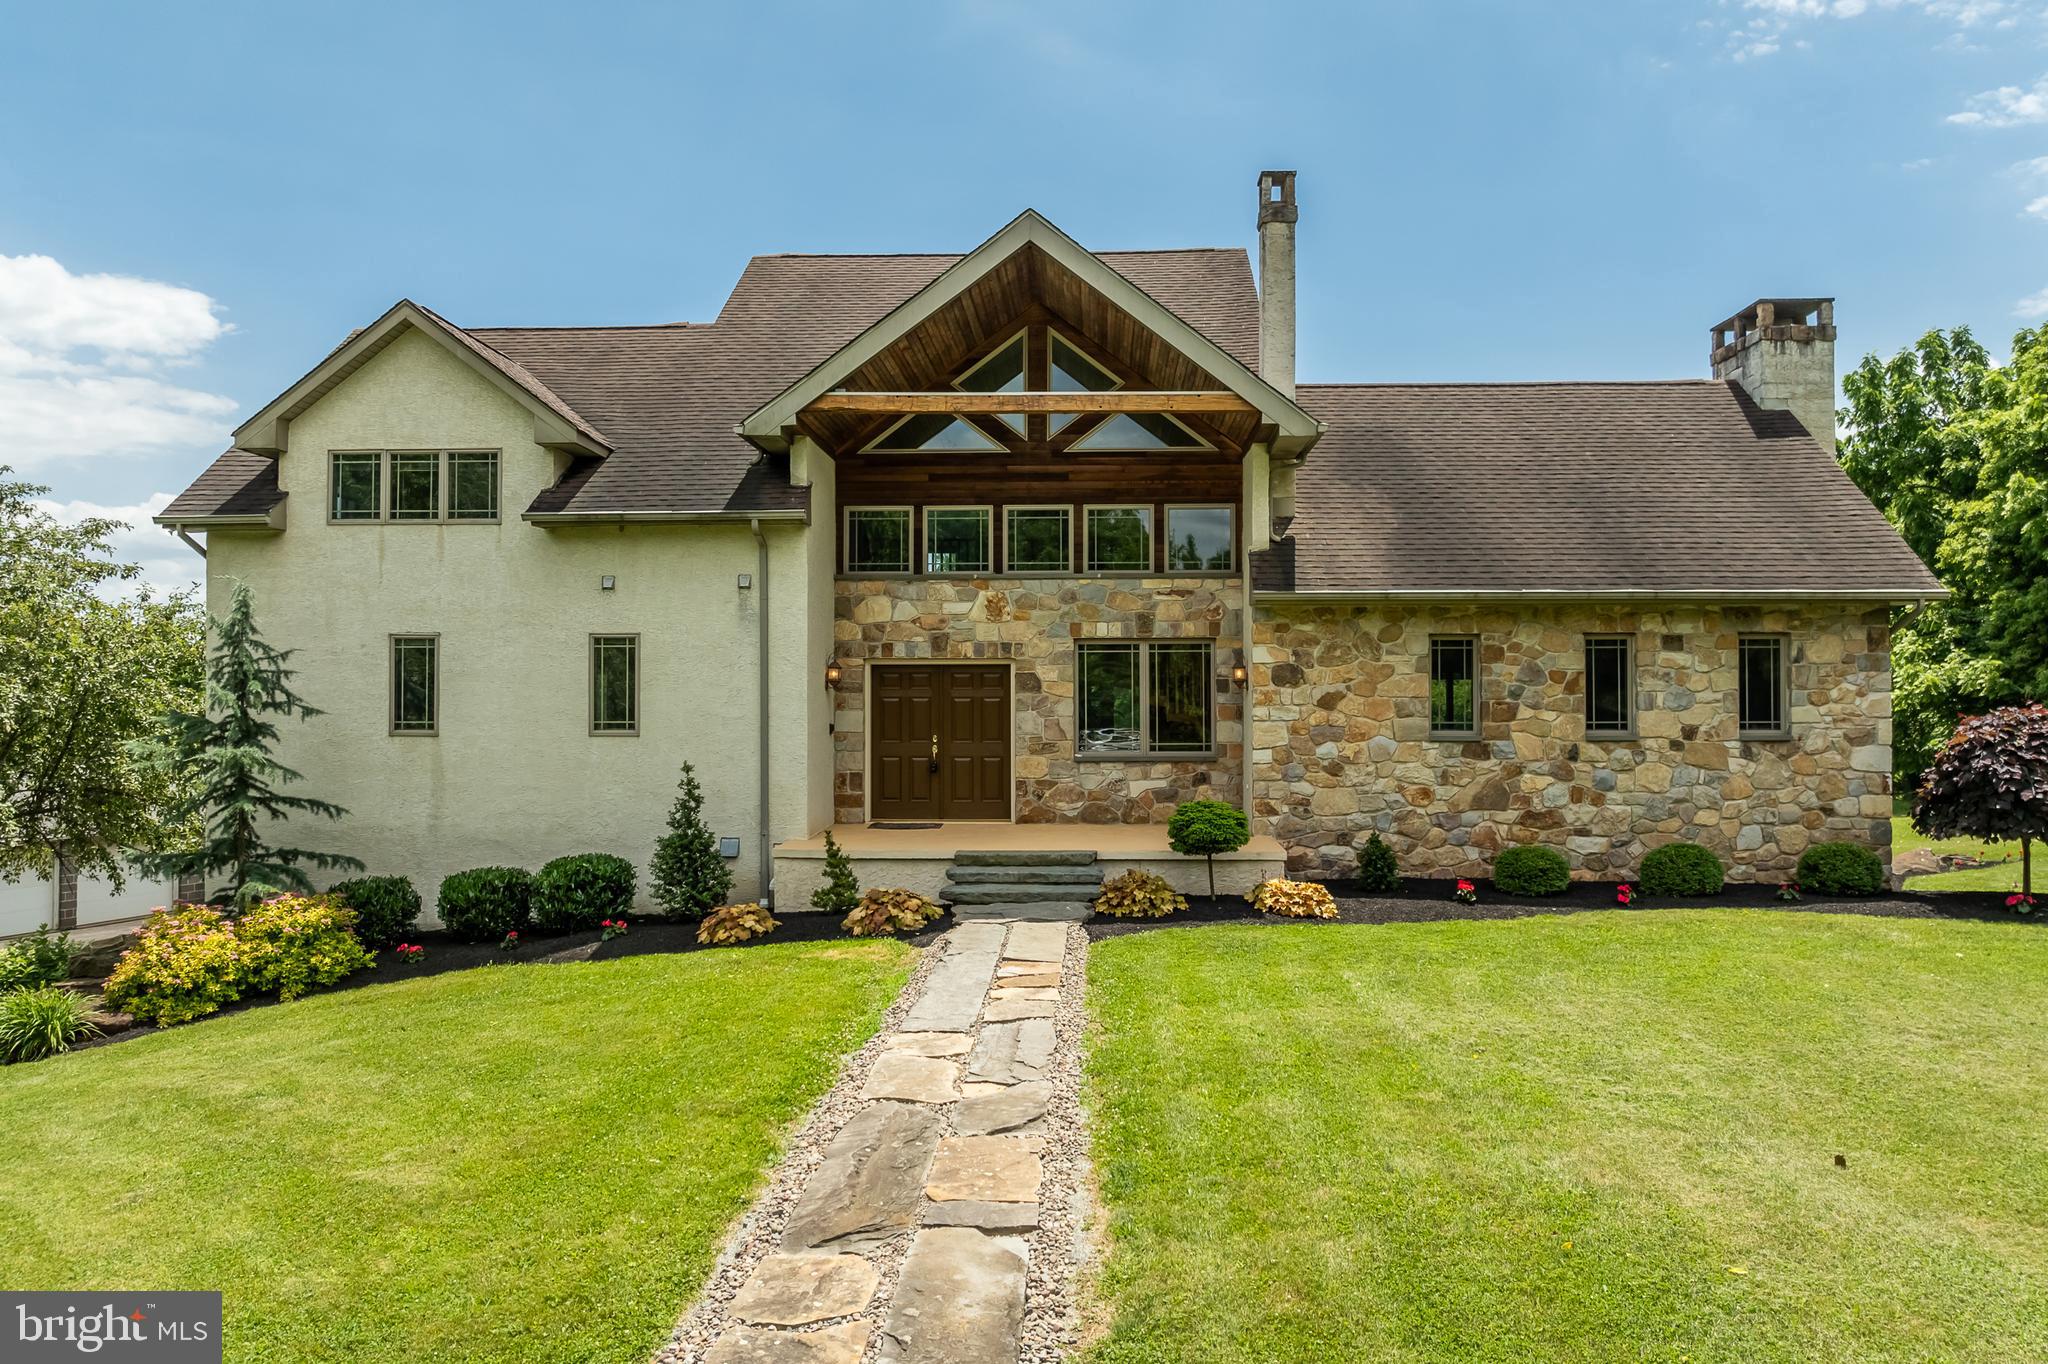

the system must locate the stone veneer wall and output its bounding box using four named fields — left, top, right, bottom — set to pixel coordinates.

left=832, top=578, right=1242, bottom=824
left=1250, top=603, right=1893, bottom=881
